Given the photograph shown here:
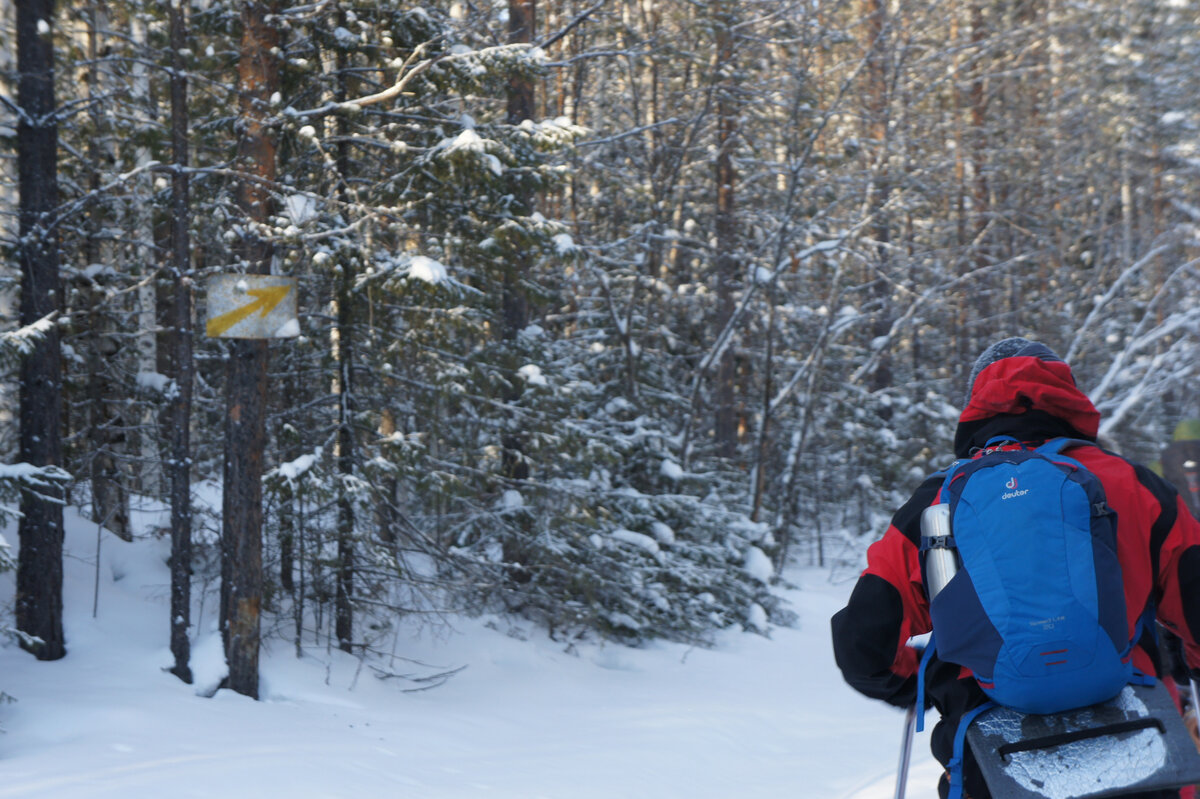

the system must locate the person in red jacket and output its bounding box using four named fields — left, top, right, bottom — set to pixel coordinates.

left=831, top=337, right=1200, bottom=799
